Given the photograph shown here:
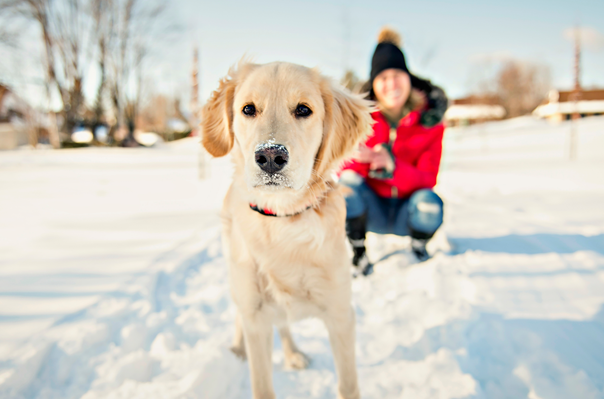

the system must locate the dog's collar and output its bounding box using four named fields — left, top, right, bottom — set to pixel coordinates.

left=249, top=182, right=335, bottom=218
left=249, top=203, right=313, bottom=217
